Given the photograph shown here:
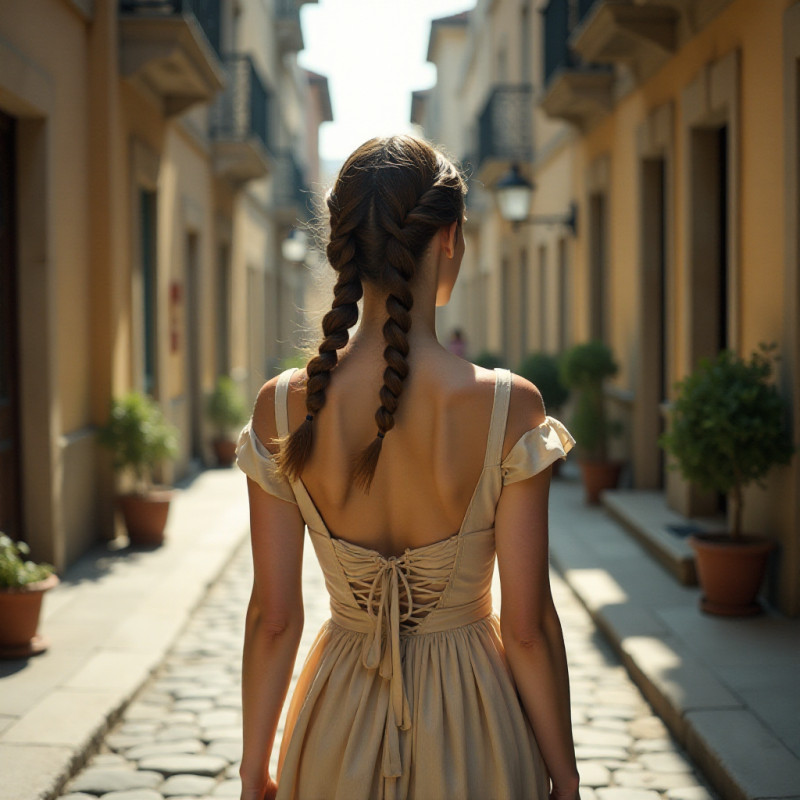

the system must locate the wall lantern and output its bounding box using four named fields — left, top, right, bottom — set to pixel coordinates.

left=281, top=228, right=308, bottom=263
left=493, top=164, right=578, bottom=237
